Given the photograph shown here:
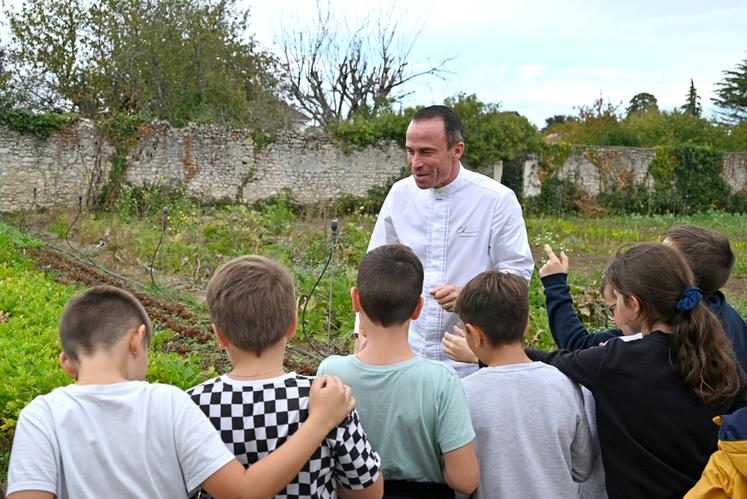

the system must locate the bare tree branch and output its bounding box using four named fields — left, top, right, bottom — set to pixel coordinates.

left=279, top=1, right=452, bottom=127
